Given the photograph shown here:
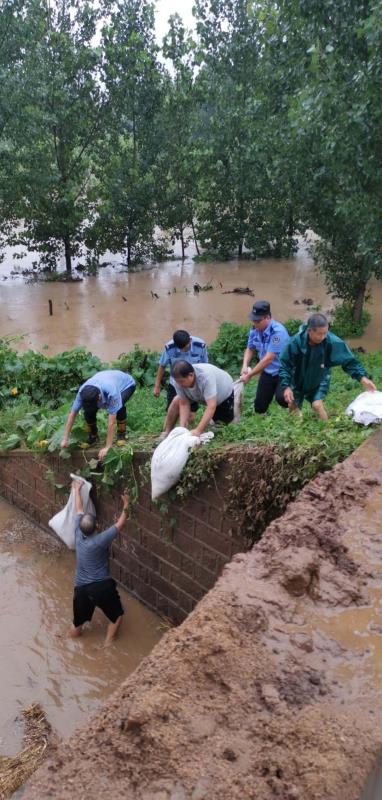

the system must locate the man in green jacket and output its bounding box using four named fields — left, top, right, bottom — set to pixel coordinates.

left=278, top=313, right=376, bottom=421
